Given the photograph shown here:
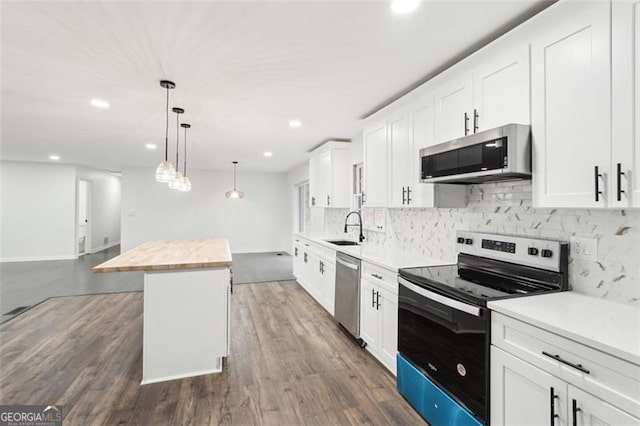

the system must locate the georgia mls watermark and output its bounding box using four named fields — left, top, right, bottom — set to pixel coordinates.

left=0, top=405, right=63, bottom=426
